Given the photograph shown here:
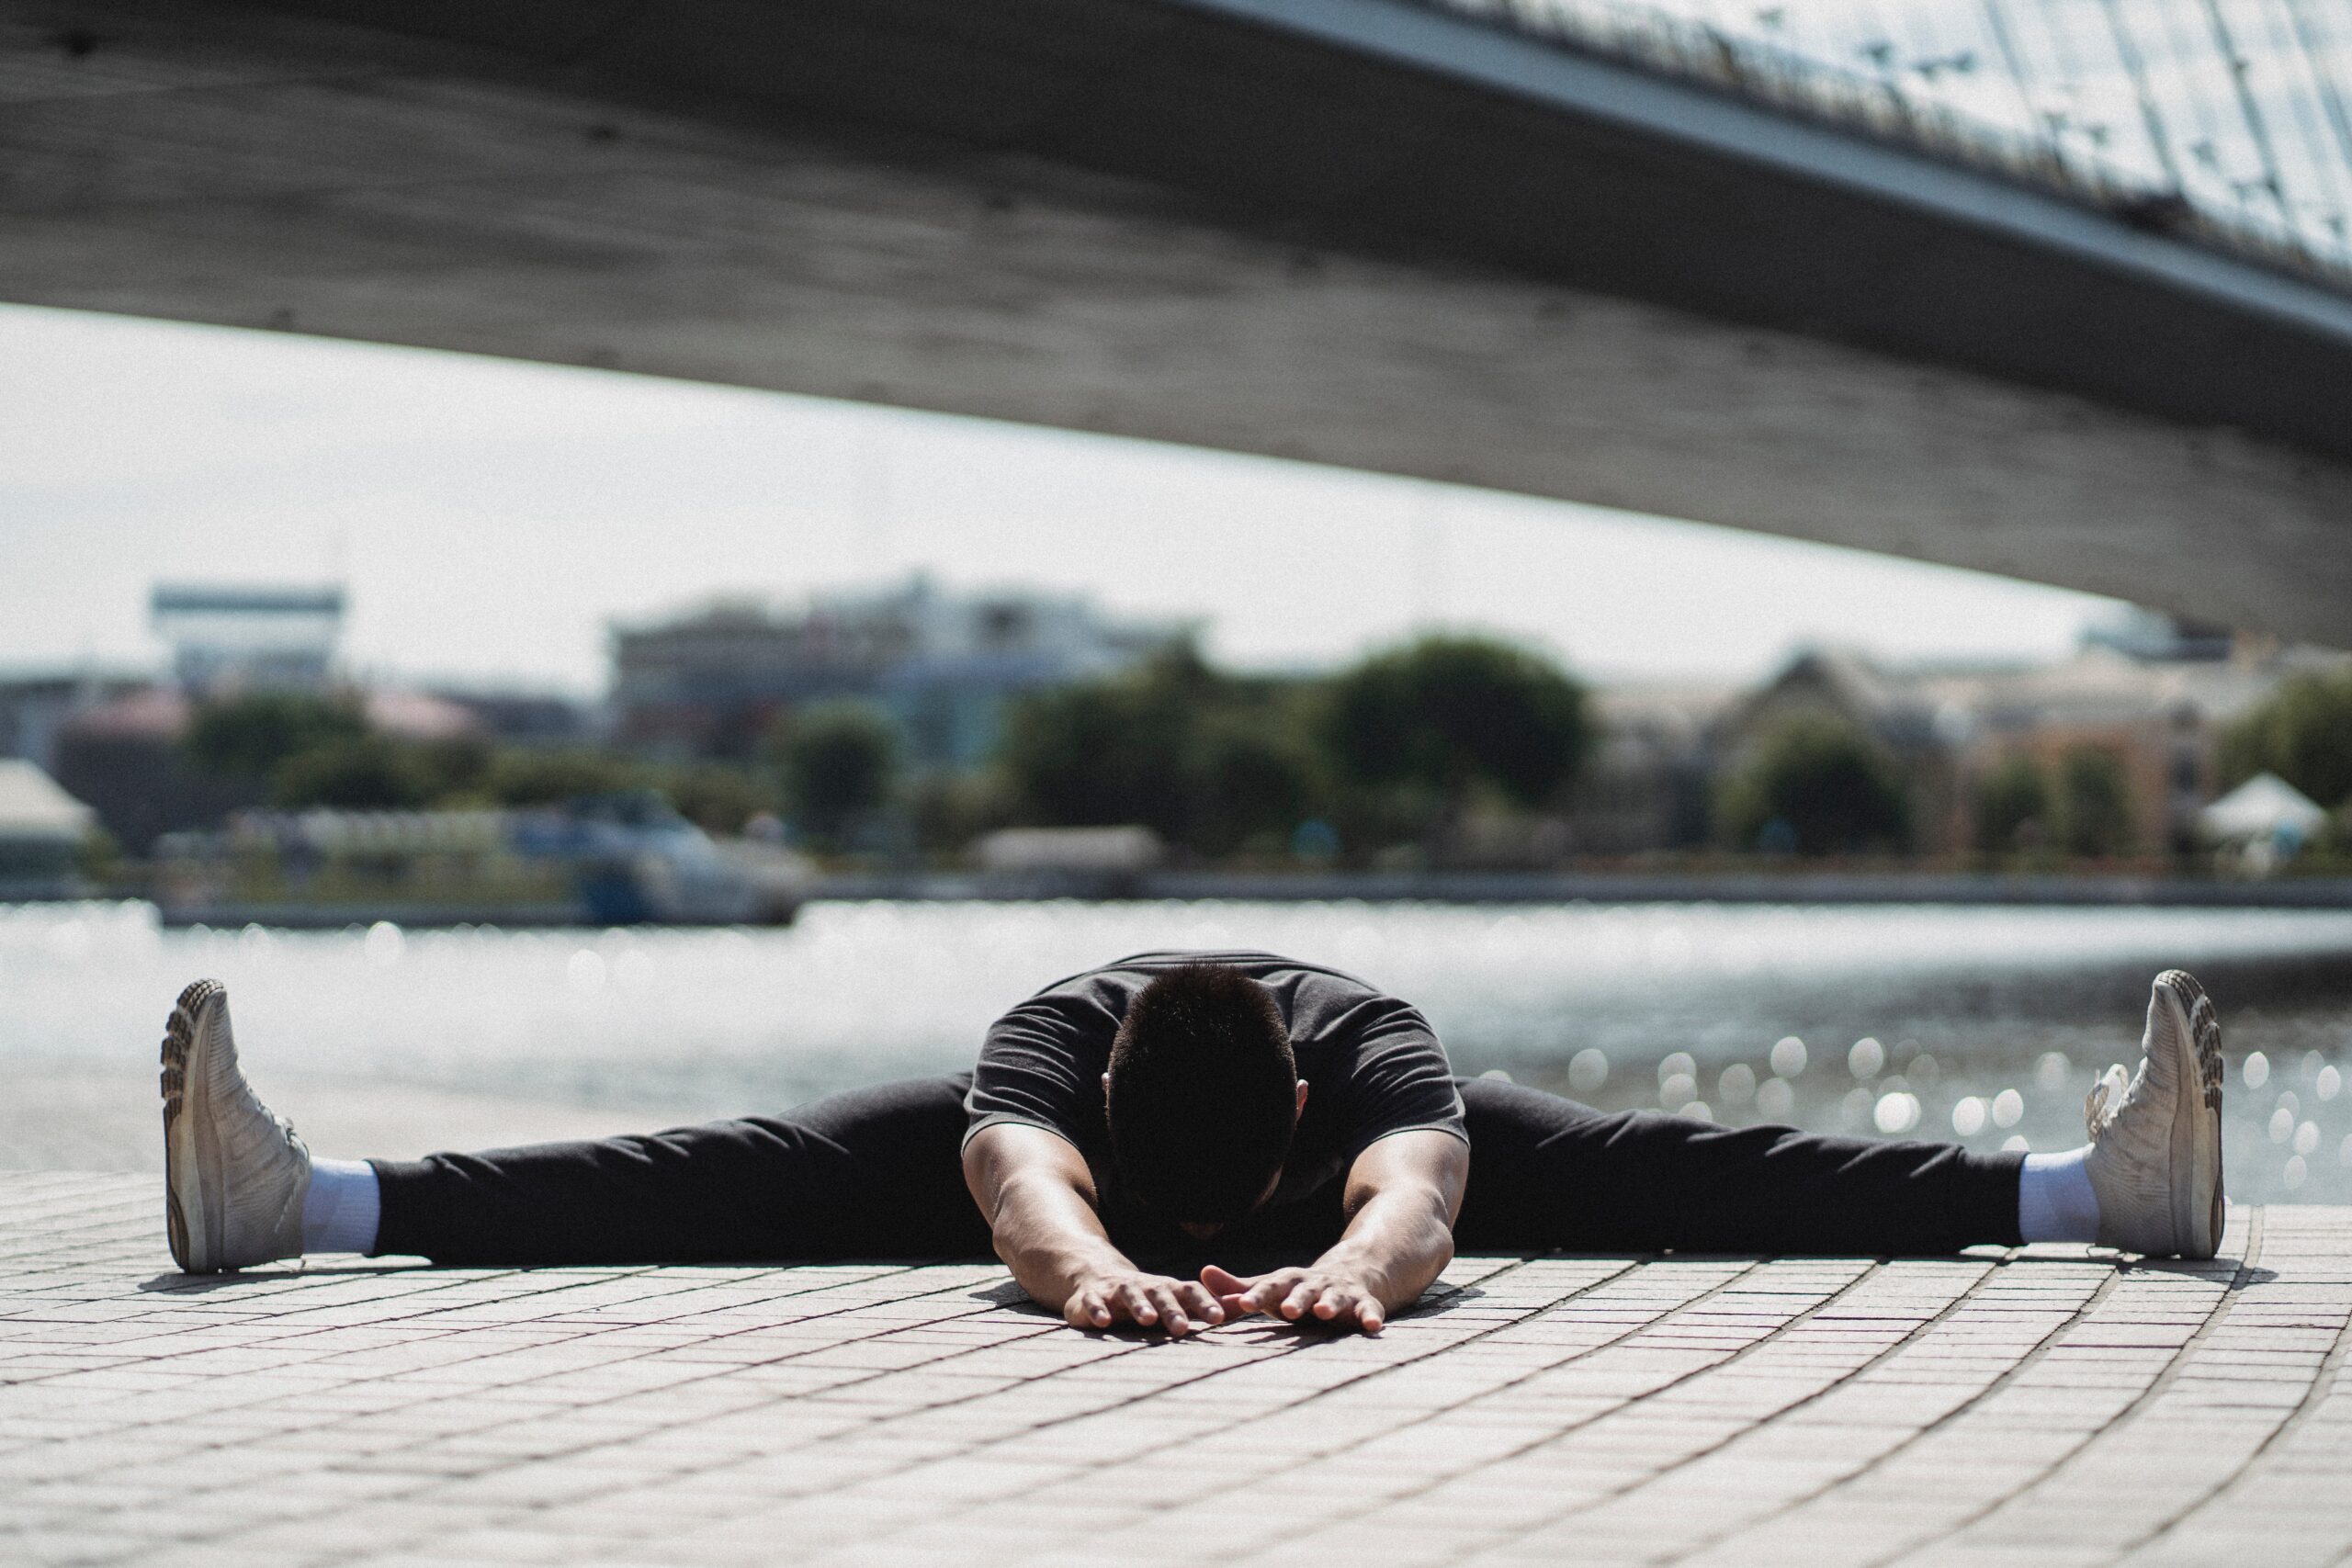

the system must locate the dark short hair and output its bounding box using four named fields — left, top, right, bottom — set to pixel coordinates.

left=1106, top=964, right=1299, bottom=1225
